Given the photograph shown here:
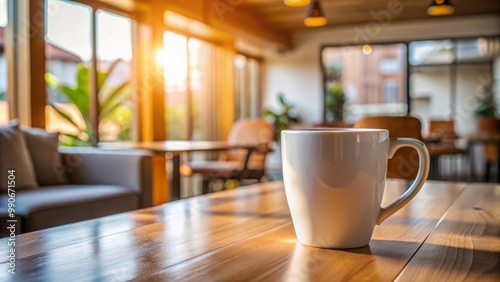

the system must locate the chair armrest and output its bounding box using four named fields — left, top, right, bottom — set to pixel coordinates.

left=242, top=145, right=273, bottom=170
left=59, top=147, right=153, bottom=208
